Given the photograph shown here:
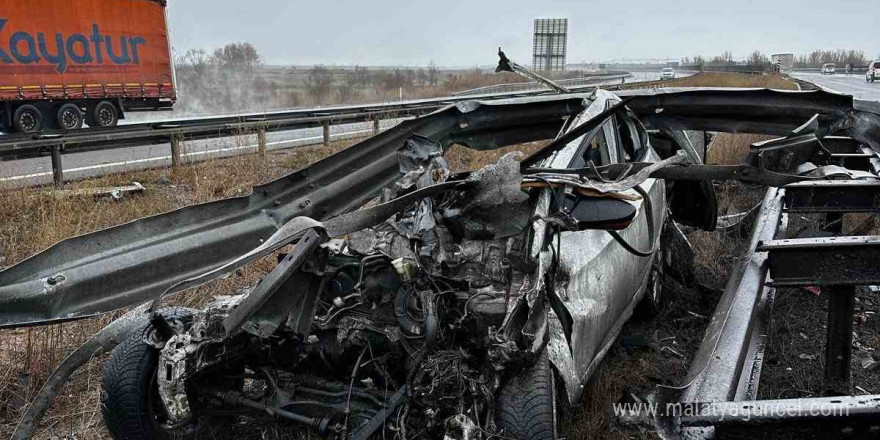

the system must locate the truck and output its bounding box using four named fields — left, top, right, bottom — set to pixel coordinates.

left=0, top=0, right=176, bottom=133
